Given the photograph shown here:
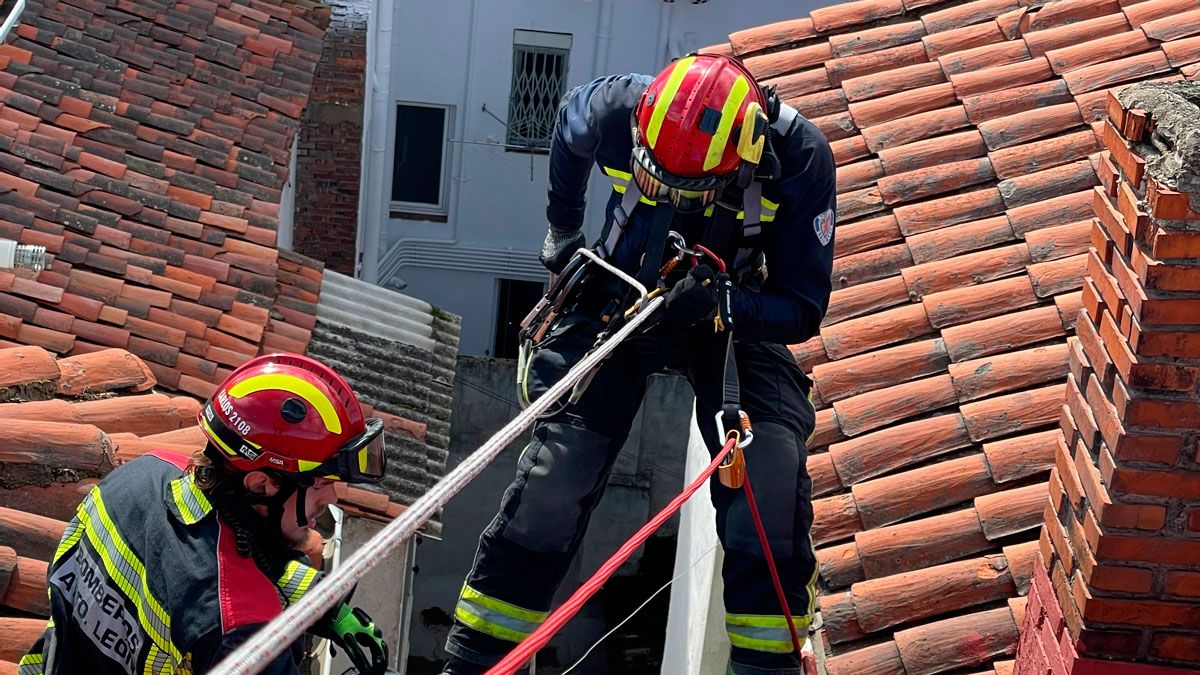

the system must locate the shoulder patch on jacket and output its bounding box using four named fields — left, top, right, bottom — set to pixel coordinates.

left=813, top=209, right=834, bottom=246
